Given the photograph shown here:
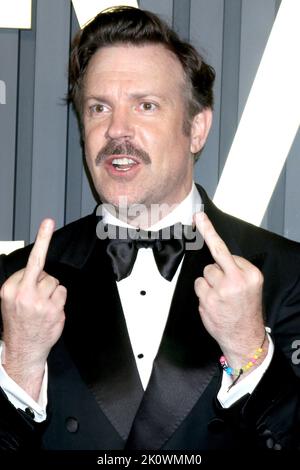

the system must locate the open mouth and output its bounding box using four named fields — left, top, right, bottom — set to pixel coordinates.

left=111, top=157, right=138, bottom=171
